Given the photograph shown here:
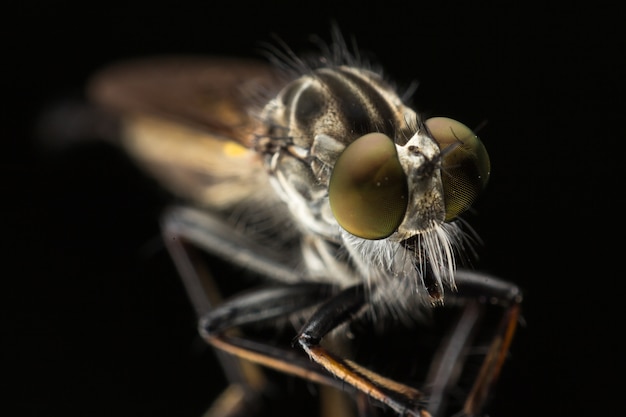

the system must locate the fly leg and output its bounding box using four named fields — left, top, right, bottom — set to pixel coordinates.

left=161, top=205, right=319, bottom=416
left=424, top=270, right=522, bottom=417
left=163, top=211, right=262, bottom=417
left=198, top=282, right=347, bottom=387
left=456, top=271, right=522, bottom=417
left=295, top=285, right=431, bottom=417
